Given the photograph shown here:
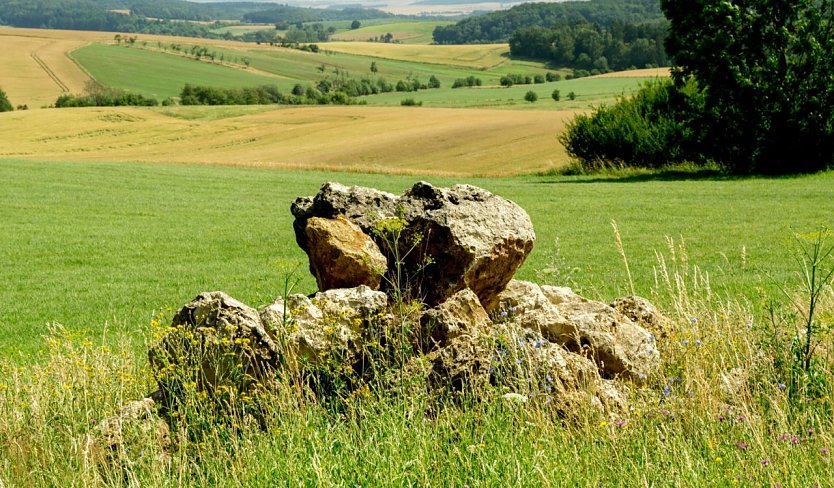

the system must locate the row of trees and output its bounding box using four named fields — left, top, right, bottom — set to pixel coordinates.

left=55, top=85, right=159, bottom=107
left=561, top=0, right=834, bottom=174
left=432, top=0, right=663, bottom=44
left=509, top=20, right=668, bottom=72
